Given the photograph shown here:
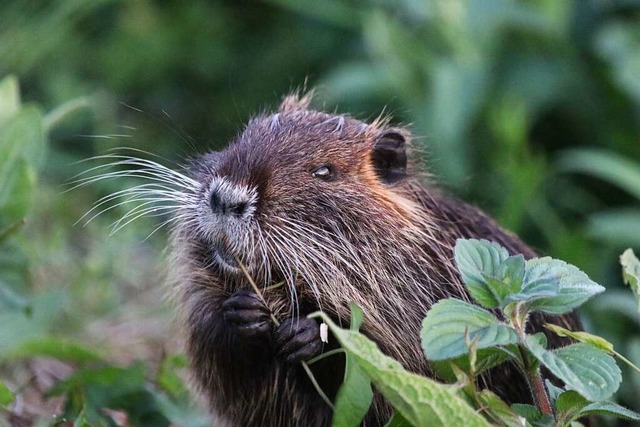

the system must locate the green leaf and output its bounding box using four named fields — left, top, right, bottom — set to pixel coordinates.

left=544, top=324, right=614, bottom=353
left=2, top=337, right=104, bottom=364
left=157, top=354, right=189, bottom=400
left=150, top=389, right=211, bottom=427
left=555, top=390, right=640, bottom=424
left=510, top=404, right=554, bottom=426
left=555, top=390, right=588, bottom=413
left=0, top=75, right=20, bottom=125
left=332, top=303, right=373, bottom=427
left=544, top=379, right=564, bottom=404
left=429, top=347, right=515, bottom=383
left=557, top=149, right=640, bottom=201
left=73, top=407, right=92, bottom=427
left=421, top=298, right=518, bottom=361
left=0, top=220, right=25, bottom=245
left=0, top=379, right=13, bottom=407
left=505, top=258, right=559, bottom=305
left=521, top=257, right=604, bottom=315
left=0, top=105, right=46, bottom=228
left=313, top=312, right=491, bottom=427
left=454, top=239, right=511, bottom=308
left=383, top=411, right=412, bottom=427
left=485, top=255, right=527, bottom=307
left=575, top=401, right=640, bottom=422
left=525, top=337, right=621, bottom=401
left=0, top=290, right=67, bottom=357
left=588, top=209, right=640, bottom=247
left=0, top=159, right=36, bottom=228
left=621, top=248, right=640, bottom=316
left=476, top=390, right=526, bottom=427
